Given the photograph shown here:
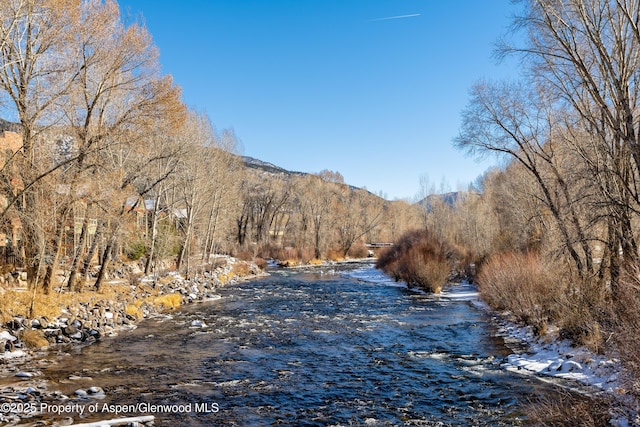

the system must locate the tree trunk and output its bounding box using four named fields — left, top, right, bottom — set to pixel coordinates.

left=95, top=233, right=116, bottom=292
left=144, top=203, right=160, bottom=275
left=67, top=214, right=90, bottom=290
left=76, top=220, right=103, bottom=292
left=42, top=207, right=71, bottom=294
